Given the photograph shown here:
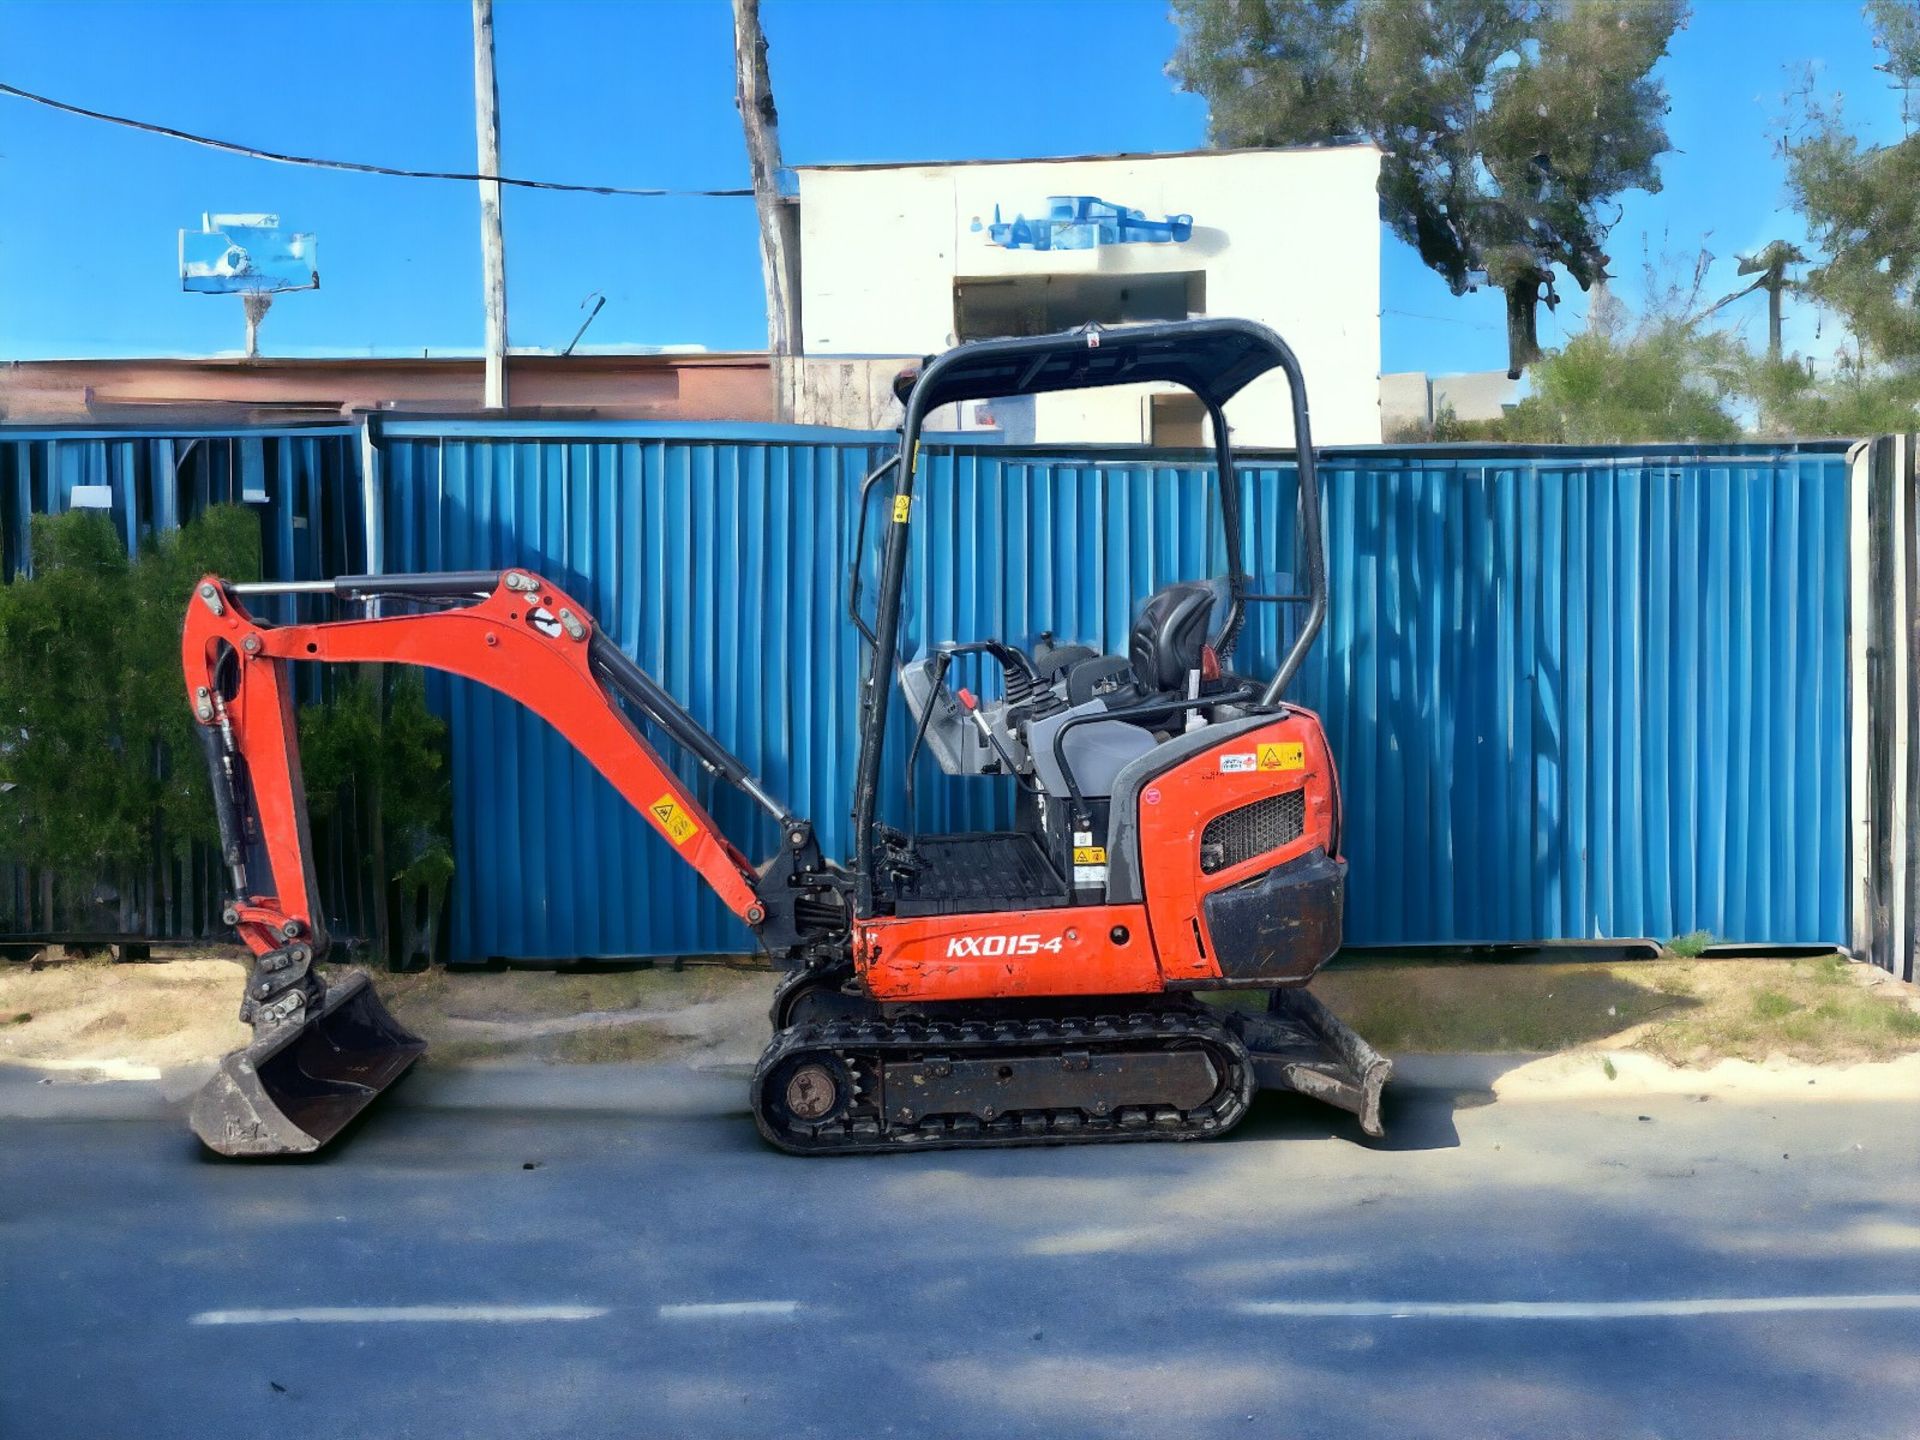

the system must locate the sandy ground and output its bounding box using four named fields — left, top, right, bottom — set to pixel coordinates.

left=1304, top=954, right=1920, bottom=1062
left=376, top=963, right=776, bottom=1068
left=3, top=950, right=1918, bottom=1097
left=0, top=957, right=250, bottom=1080
left=0, top=951, right=777, bottom=1082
